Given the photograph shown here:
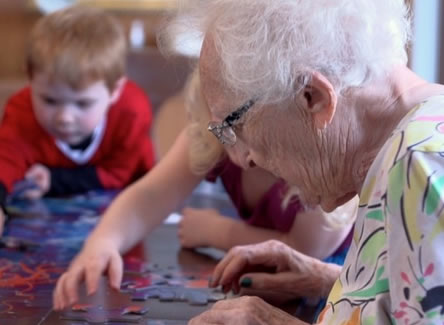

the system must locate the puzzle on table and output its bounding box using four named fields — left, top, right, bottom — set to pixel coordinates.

left=60, top=304, right=148, bottom=323
left=0, top=190, right=227, bottom=324
left=0, top=191, right=117, bottom=322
